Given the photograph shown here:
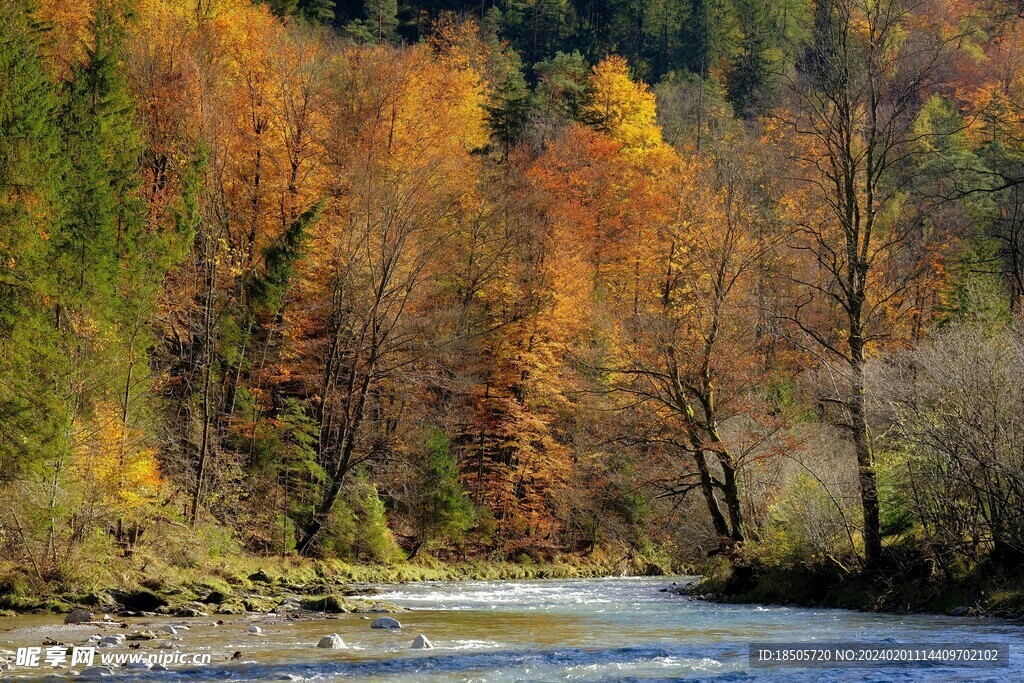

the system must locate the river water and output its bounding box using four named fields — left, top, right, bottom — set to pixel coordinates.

left=1, top=577, right=1021, bottom=681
